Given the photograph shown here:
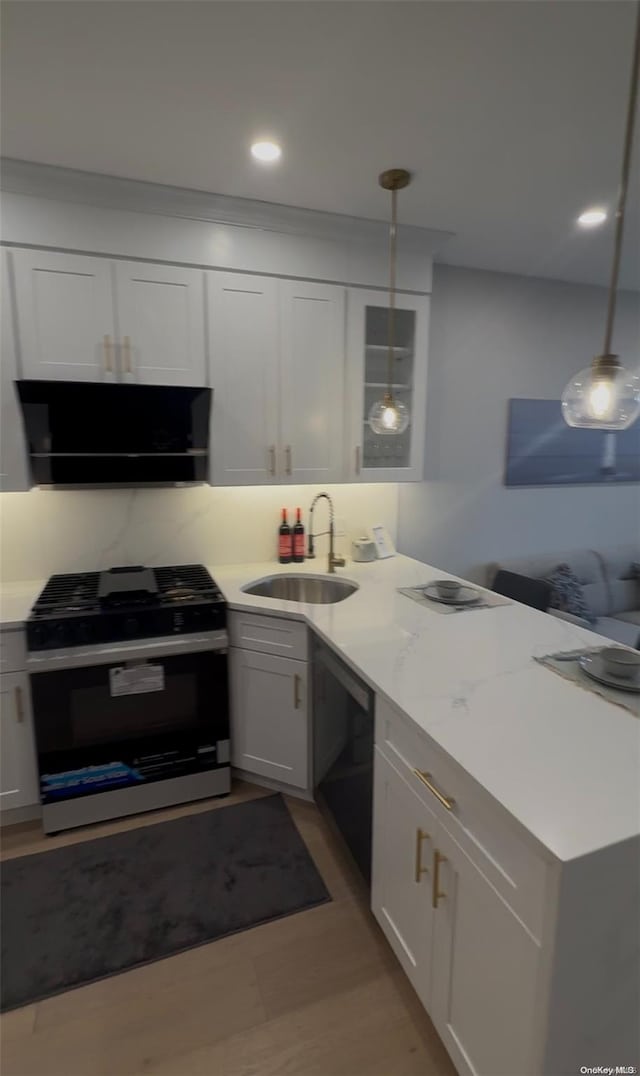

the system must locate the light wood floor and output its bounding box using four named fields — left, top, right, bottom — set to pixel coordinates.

left=0, top=782, right=456, bottom=1076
